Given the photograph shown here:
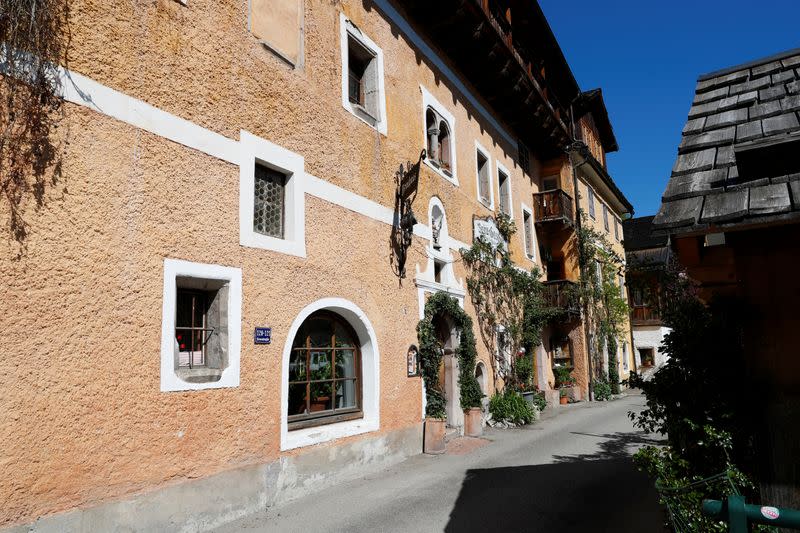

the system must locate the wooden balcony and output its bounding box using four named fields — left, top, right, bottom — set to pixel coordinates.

left=533, top=189, right=574, bottom=227
left=543, top=280, right=579, bottom=315
left=631, top=305, right=661, bottom=325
